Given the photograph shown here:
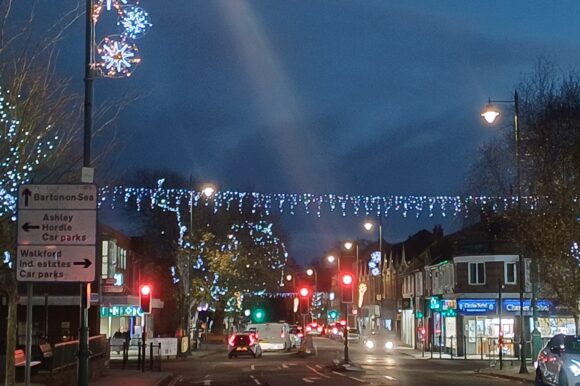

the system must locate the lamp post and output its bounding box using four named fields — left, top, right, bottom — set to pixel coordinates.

left=285, top=274, right=297, bottom=323
left=481, top=90, right=528, bottom=374
left=364, top=220, right=383, bottom=304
